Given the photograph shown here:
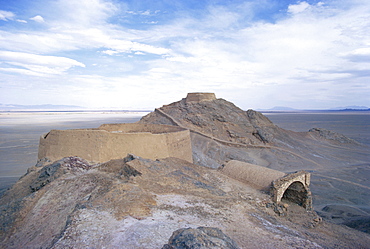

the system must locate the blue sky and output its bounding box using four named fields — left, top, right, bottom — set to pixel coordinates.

left=0, top=0, right=369, bottom=110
